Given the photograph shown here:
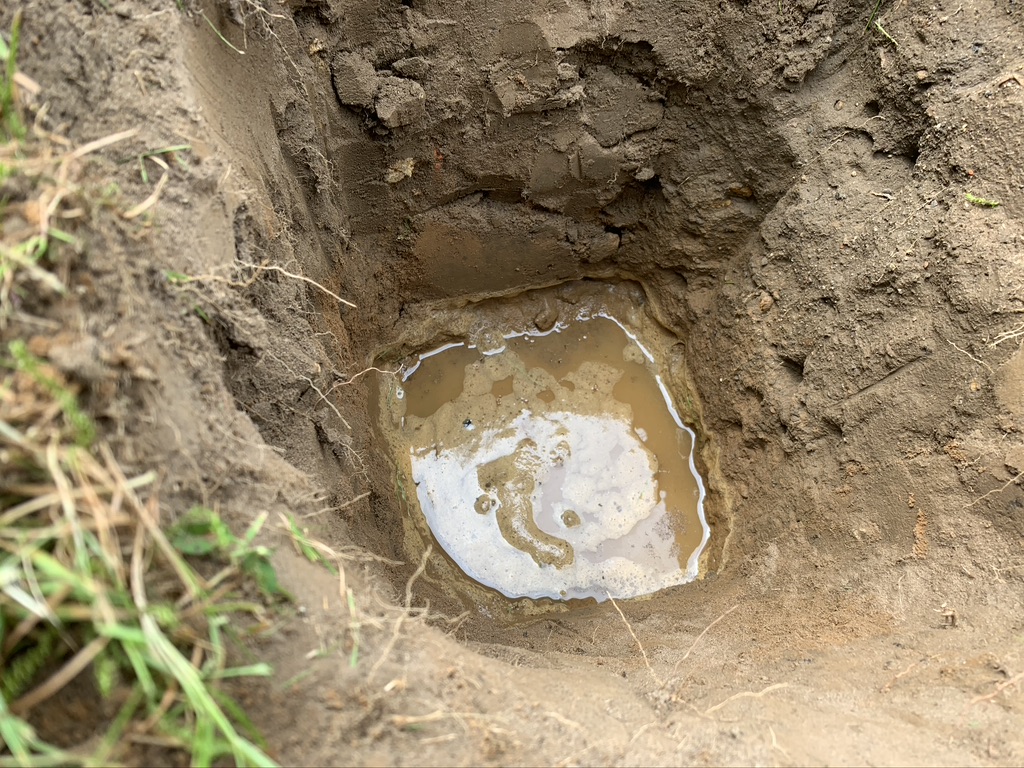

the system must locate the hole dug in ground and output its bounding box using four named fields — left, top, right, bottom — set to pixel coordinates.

left=15, top=0, right=1019, bottom=763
